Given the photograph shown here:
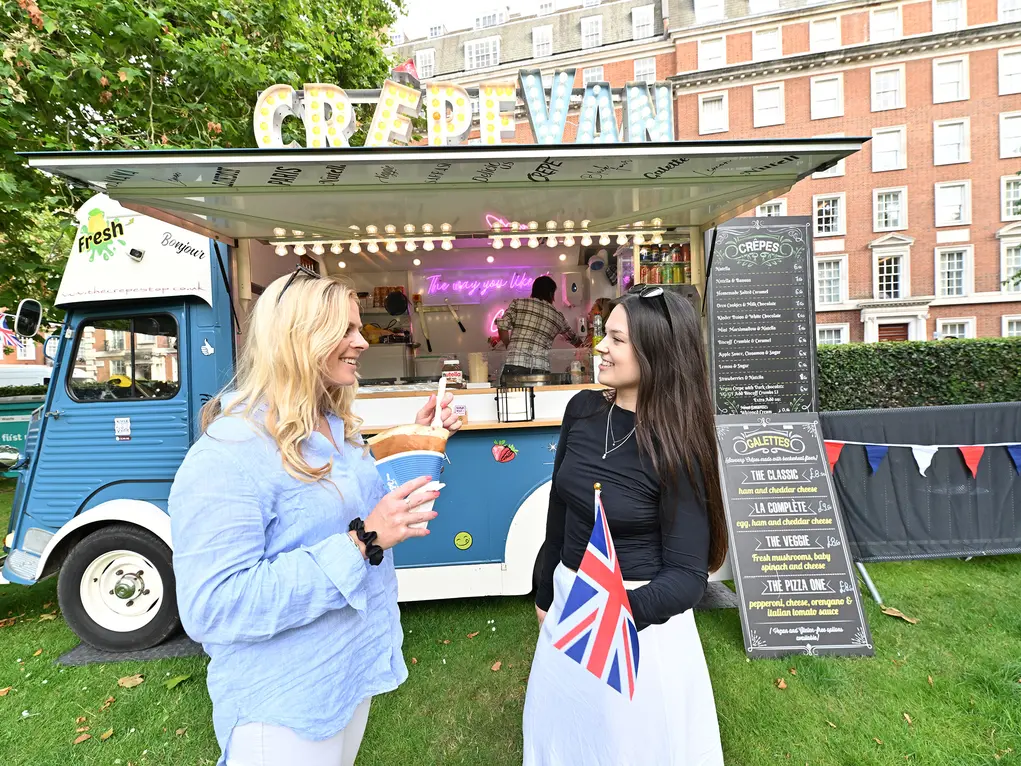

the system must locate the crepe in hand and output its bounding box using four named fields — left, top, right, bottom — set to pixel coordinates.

left=367, top=424, right=450, bottom=460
